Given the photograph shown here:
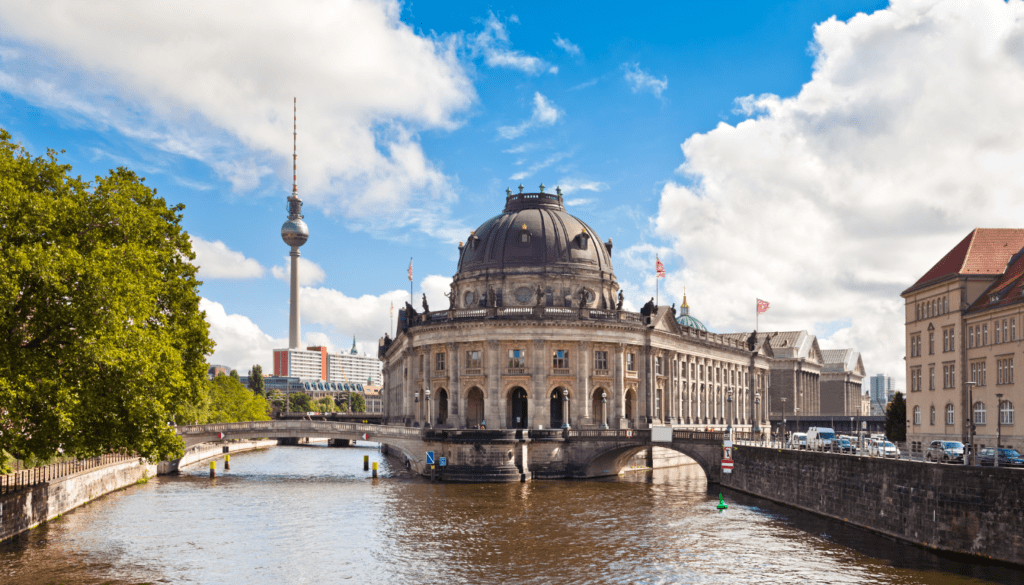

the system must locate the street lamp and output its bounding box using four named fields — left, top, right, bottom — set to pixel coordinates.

left=780, top=397, right=788, bottom=448
left=601, top=390, right=609, bottom=430
left=753, top=392, right=761, bottom=437
left=996, top=392, right=1004, bottom=468
left=562, top=388, right=571, bottom=430
left=850, top=417, right=854, bottom=455
left=966, top=380, right=977, bottom=466
left=424, top=388, right=431, bottom=429
left=726, top=389, right=734, bottom=438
